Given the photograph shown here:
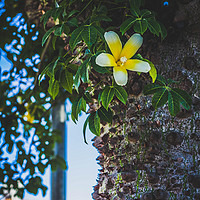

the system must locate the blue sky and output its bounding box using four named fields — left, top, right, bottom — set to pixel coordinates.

left=67, top=109, right=99, bottom=200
